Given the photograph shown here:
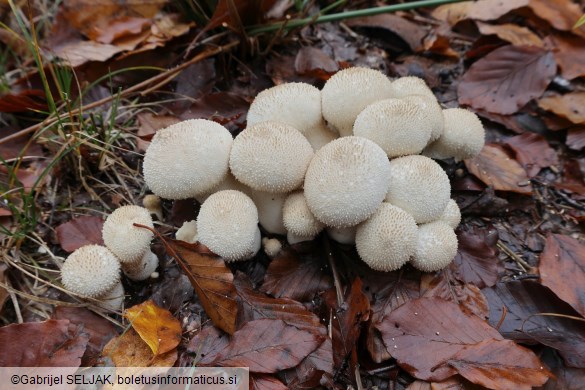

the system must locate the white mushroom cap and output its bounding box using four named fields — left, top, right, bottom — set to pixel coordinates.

left=411, top=221, right=458, bottom=272
left=194, top=172, right=251, bottom=204
left=305, top=122, right=338, bottom=151
left=247, top=82, right=323, bottom=136
left=385, top=155, right=451, bottom=224
left=102, top=205, right=154, bottom=264
left=353, top=98, right=432, bottom=158
left=355, top=203, right=418, bottom=272
left=123, top=249, right=159, bottom=281
left=304, top=136, right=391, bottom=228
left=402, top=95, right=444, bottom=142
left=176, top=220, right=198, bottom=243
left=197, top=190, right=261, bottom=261
left=262, top=237, right=282, bottom=257
left=143, top=119, right=233, bottom=199
left=389, top=76, right=435, bottom=99
left=61, top=245, right=121, bottom=298
left=229, top=121, right=314, bottom=193
left=283, top=191, right=324, bottom=237
left=423, top=108, right=485, bottom=162
left=326, top=225, right=357, bottom=245
left=98, top=281, right=125, bottom=311
left=439, top=199, right=461, bottom=229
left=322, top=67, right=394, bottom=137
left=250, top=190, right=287, bottom=235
